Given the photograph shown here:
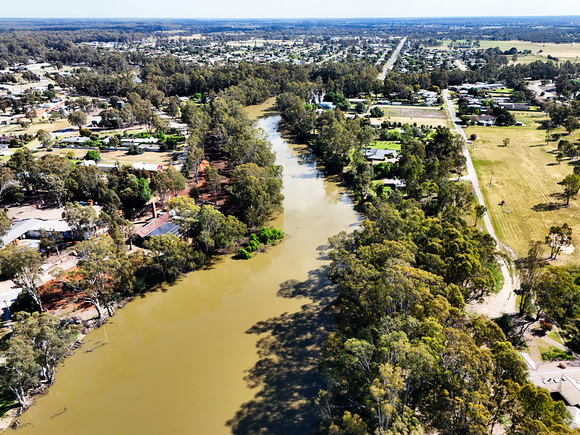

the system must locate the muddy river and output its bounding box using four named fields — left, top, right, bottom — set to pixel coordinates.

left=14, top=104, right=360, bottom=434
